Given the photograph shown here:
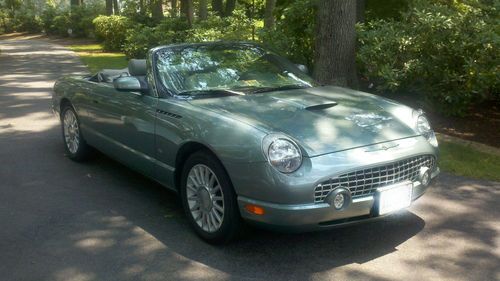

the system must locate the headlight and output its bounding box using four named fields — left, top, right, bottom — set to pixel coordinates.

left=263, top=135, right=302, bottom=173
left=417, top=115, right=431, bottom=137
left=415, top=111, right=438, bottom=147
